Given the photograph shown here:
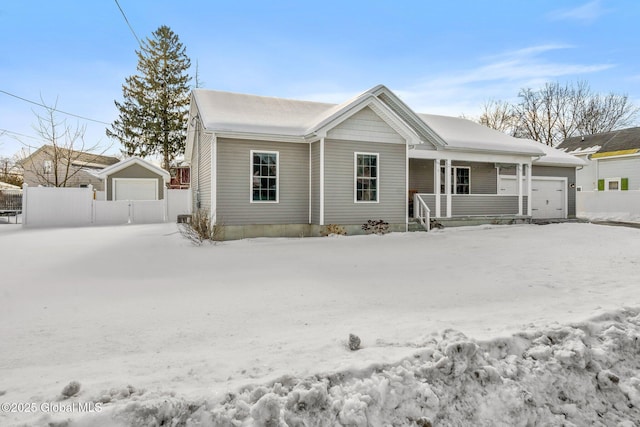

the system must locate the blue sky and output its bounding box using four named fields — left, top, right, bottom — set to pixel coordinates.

left=1, top=0, right=639, bottom=159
